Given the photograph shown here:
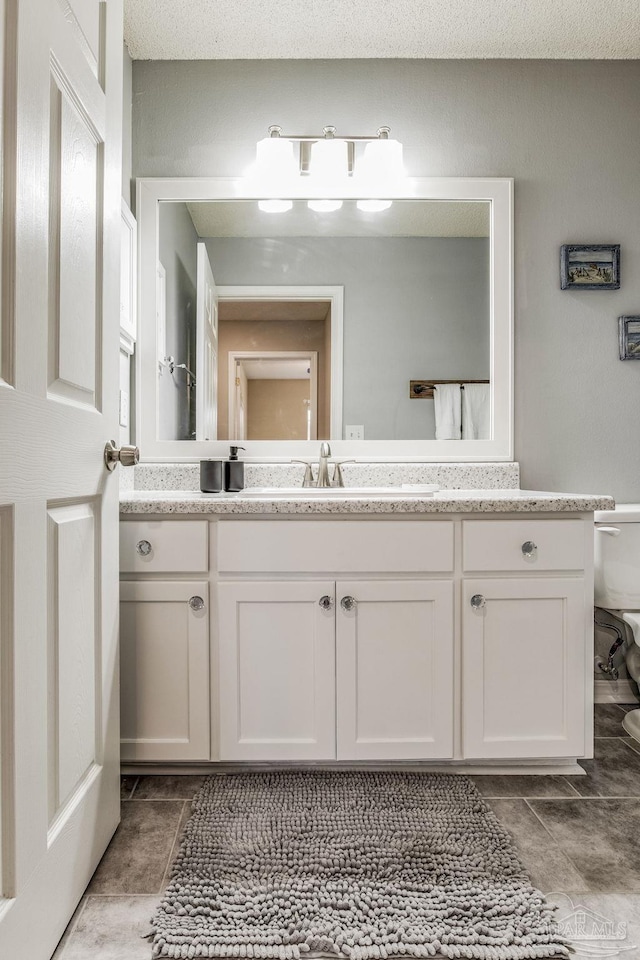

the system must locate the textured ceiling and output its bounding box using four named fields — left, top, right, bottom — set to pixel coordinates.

left=124, top=0, right=640, bottom=60
left=185, top=200, right=490, bottom=238
left=219, top=301, right=330, bottom=322
left=240, top=359, right=312, bottom=380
